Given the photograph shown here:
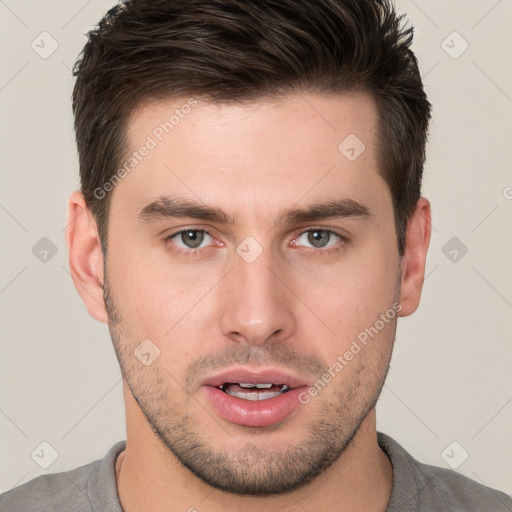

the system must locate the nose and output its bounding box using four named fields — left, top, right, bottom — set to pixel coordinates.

left=219, top=245, right=297, bottom=346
